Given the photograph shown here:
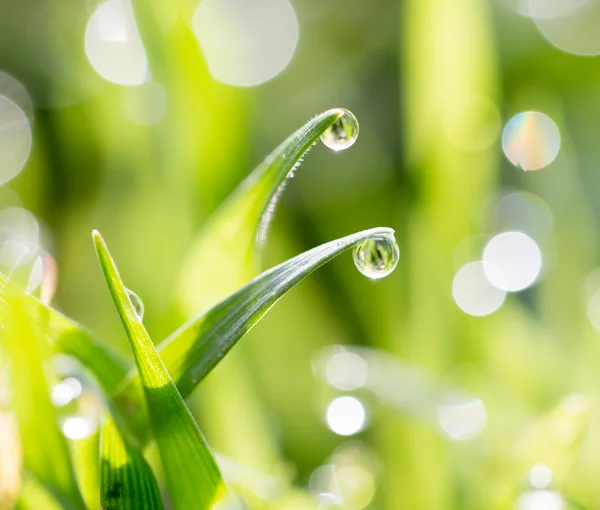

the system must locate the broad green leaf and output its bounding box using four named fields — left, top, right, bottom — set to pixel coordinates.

left=0, top=275, right=130, bottom=396
left=114, top=227, right=396, bottom=436
left=2, top=292, right=86, bottom=510
left=100, top=415, right=164, bottom=510
left=93, top=231, right=225, bottom=510
left=178, top=108, right=346, bottom=313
